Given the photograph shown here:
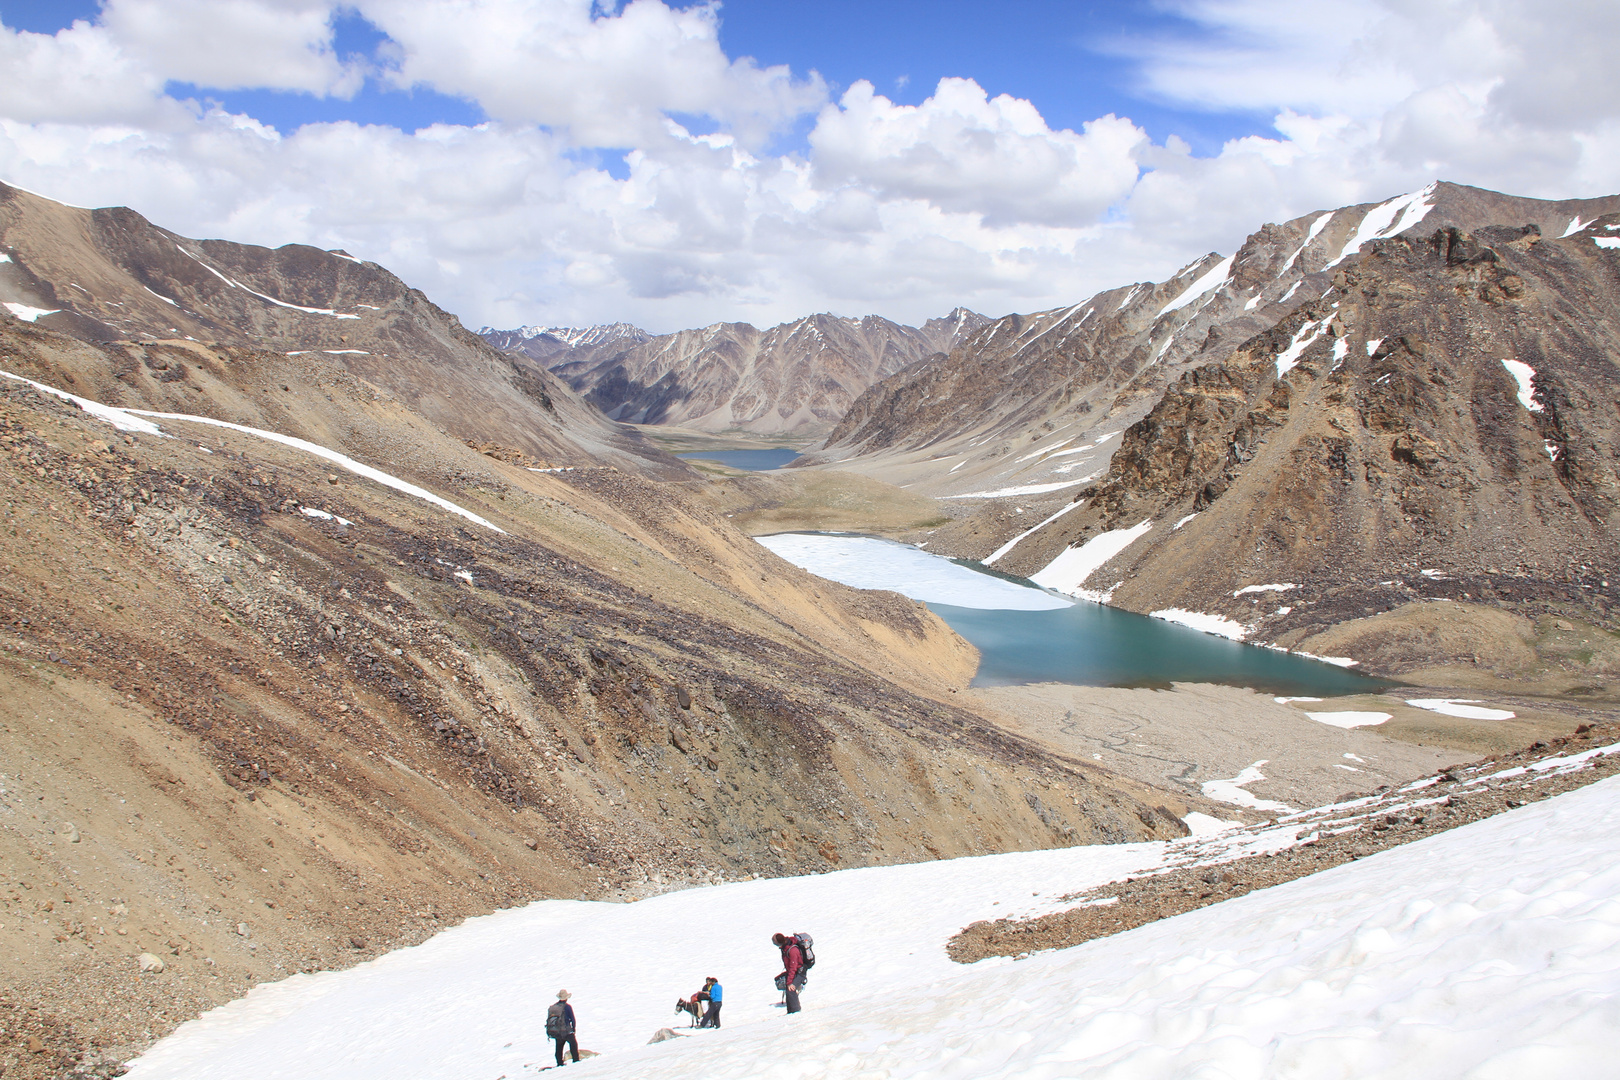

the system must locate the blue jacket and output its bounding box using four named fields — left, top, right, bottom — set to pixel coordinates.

left=708, top=982, right=723, bottom=1003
